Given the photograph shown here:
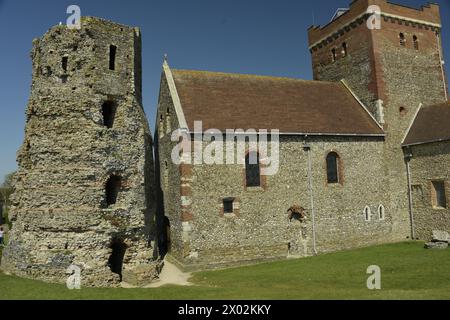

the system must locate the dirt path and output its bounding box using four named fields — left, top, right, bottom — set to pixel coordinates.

left=146, top=259, right=192, bottom=288
left=121, top=258, right=192, bottom=288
